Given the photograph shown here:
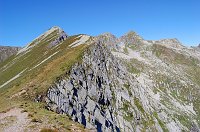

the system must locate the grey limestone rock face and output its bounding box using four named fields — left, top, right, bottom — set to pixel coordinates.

left=46, top=33, right=200, bottom=132
left=48, top=30, right=68, bottom=48
left=95, top=33, right=119, bottom=50
left=47, top=41, right=125, bottom=131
